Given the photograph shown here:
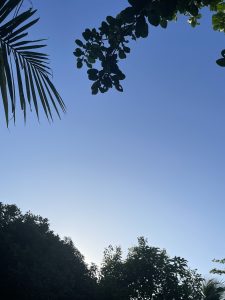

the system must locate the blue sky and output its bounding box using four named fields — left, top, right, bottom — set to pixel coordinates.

left=1, top=0, right=225, bottom=277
